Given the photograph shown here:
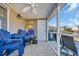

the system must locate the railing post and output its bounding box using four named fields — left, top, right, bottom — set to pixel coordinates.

left=56, top=3, right=61, bottom=56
